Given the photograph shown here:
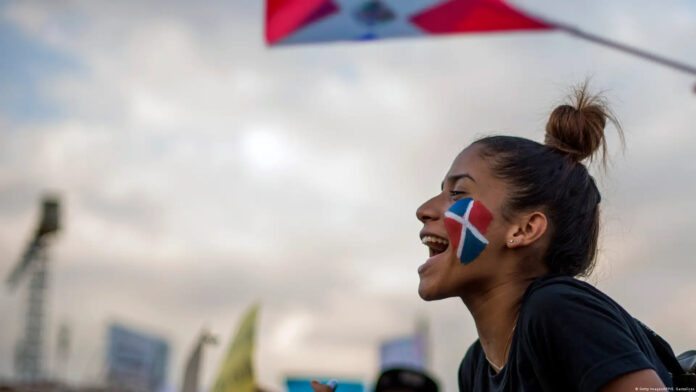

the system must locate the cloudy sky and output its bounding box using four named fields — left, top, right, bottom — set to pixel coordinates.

left=1, top=1, right=695, bottom=391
